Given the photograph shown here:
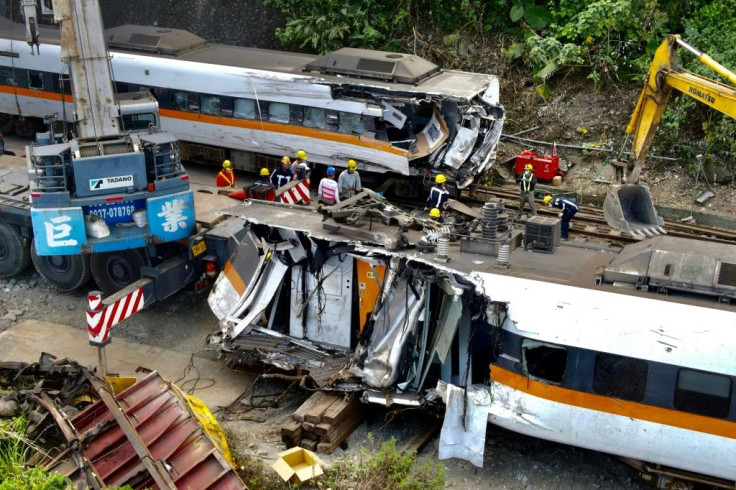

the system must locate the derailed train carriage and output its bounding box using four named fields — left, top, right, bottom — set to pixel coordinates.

left=0, top=16, right=504, bottom=190
left=207, top=195, right=736, bottom=486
